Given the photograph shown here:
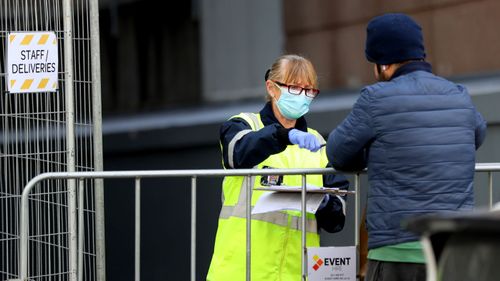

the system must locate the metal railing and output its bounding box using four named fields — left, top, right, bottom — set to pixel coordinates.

left=18, top=163, right=500, bottom=281
left=1, top=0, right=104, bottom=280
